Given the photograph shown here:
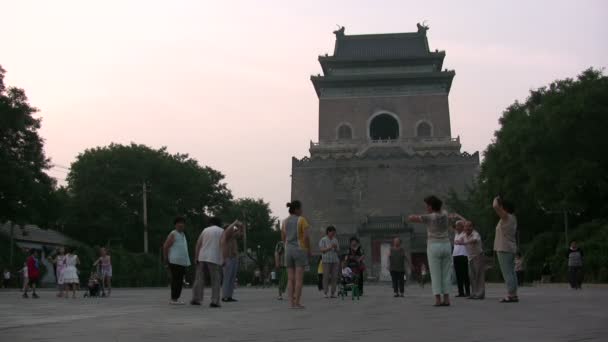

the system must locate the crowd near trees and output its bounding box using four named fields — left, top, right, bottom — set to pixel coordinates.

left=448, top=68, right=608, bottom=282
left=1, top=64, right=607, bottom=285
